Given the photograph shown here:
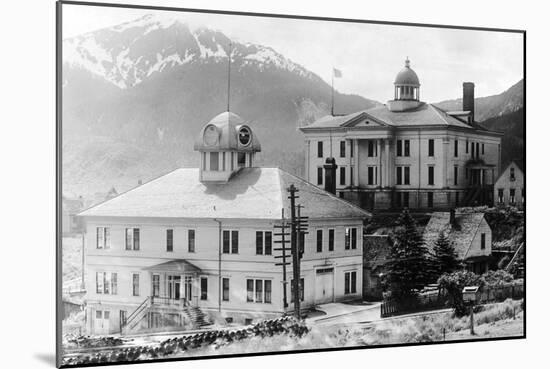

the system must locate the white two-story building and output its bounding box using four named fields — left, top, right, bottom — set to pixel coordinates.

left=79, top=111, right=370, bottom=335
left=300, top=59, right=502, bottom=211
